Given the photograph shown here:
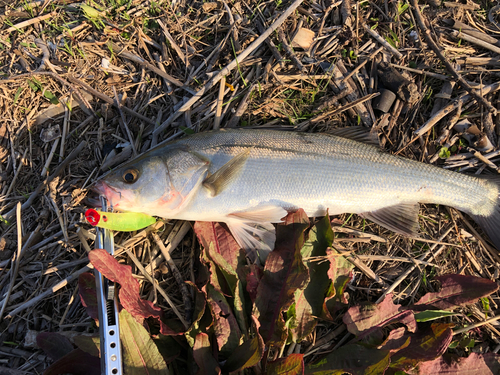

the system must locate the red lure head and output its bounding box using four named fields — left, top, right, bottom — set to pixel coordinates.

left=85, top=209, right=100, bottom=226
